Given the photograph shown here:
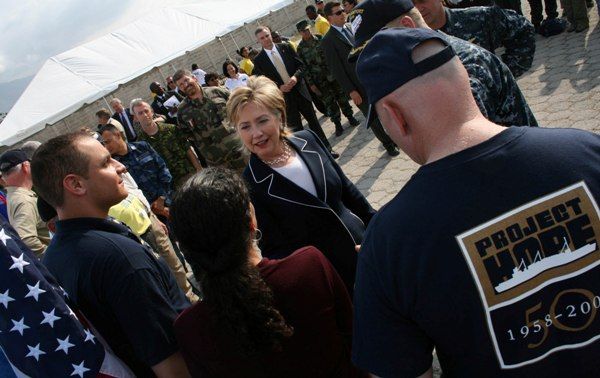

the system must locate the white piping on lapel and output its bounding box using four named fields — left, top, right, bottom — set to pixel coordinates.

left=290, top=134, right=328, bottom=203
left=248, top=162, right=328, bottom=211
left=248, top=134, right=328, bottom=204
left=247, top=134, right=358, bottom=245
